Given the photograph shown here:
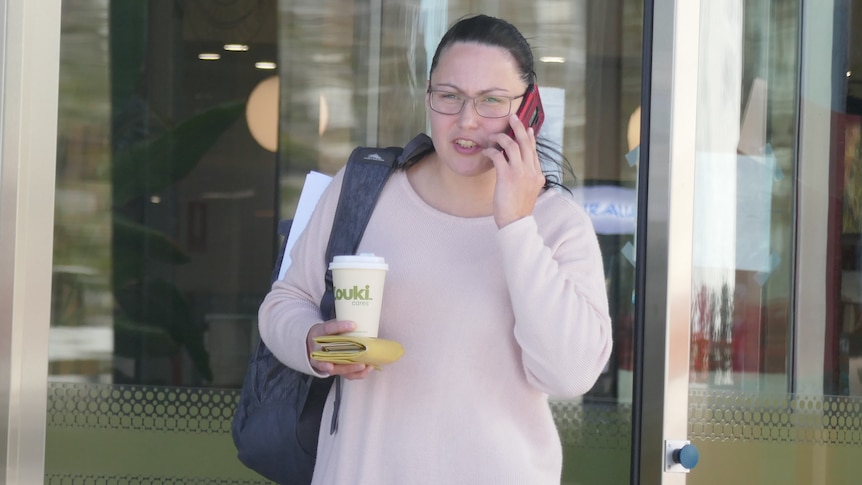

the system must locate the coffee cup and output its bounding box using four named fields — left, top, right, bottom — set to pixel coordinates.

left=329, top=253, right=388, bottom=338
